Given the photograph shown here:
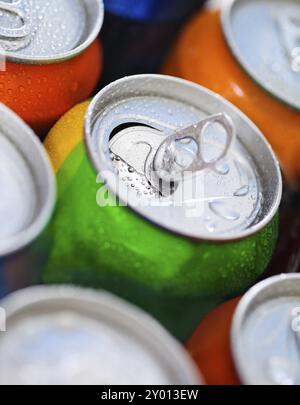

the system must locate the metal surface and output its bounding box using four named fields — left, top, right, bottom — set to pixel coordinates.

left=85, top=74, right=281, bottom=241
left=222, top=0, right=300, bottom=110
left=0, top=0, right=104, bottom=64
left=0, top=286, right=202, bottom=385
left=231, top=274, right=300, bottom=385
left=0, top=103, right=56, bottom=257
